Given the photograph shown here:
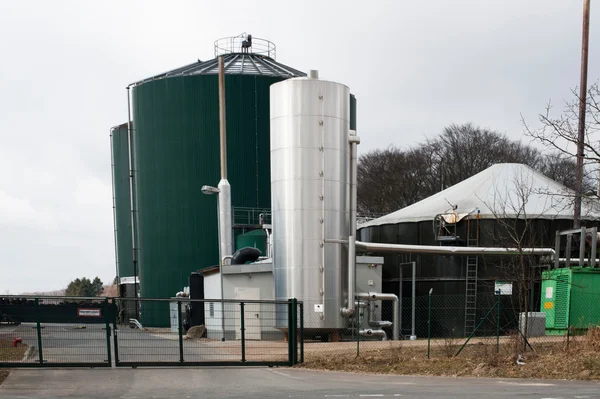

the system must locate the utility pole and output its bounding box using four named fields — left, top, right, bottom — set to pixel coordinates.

left=574, top=0, right=591, bottom=228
